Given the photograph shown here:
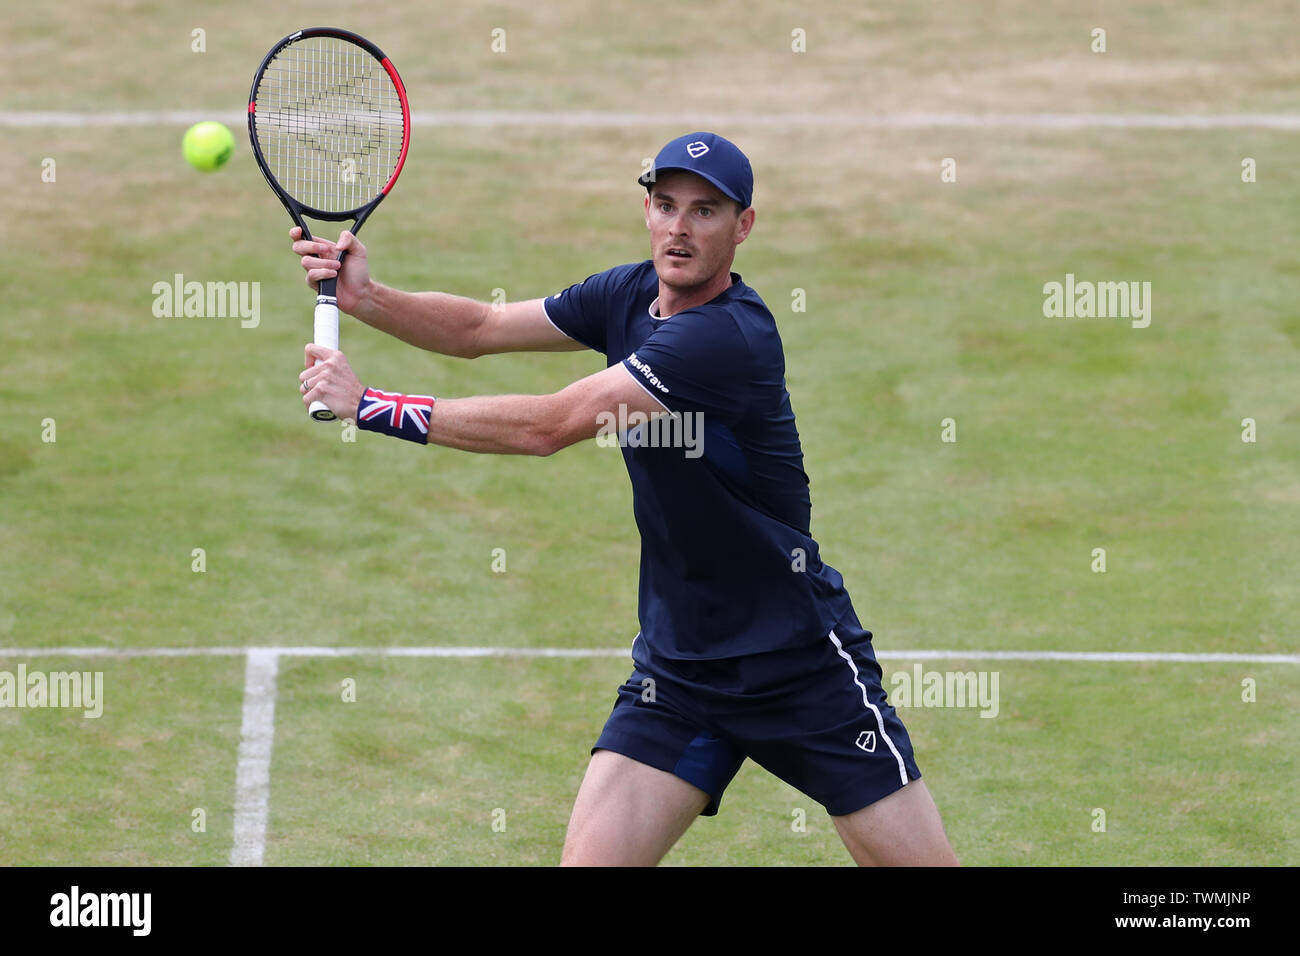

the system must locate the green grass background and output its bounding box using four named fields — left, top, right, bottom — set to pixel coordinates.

left=0, top=0, right=1296, bottom=865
